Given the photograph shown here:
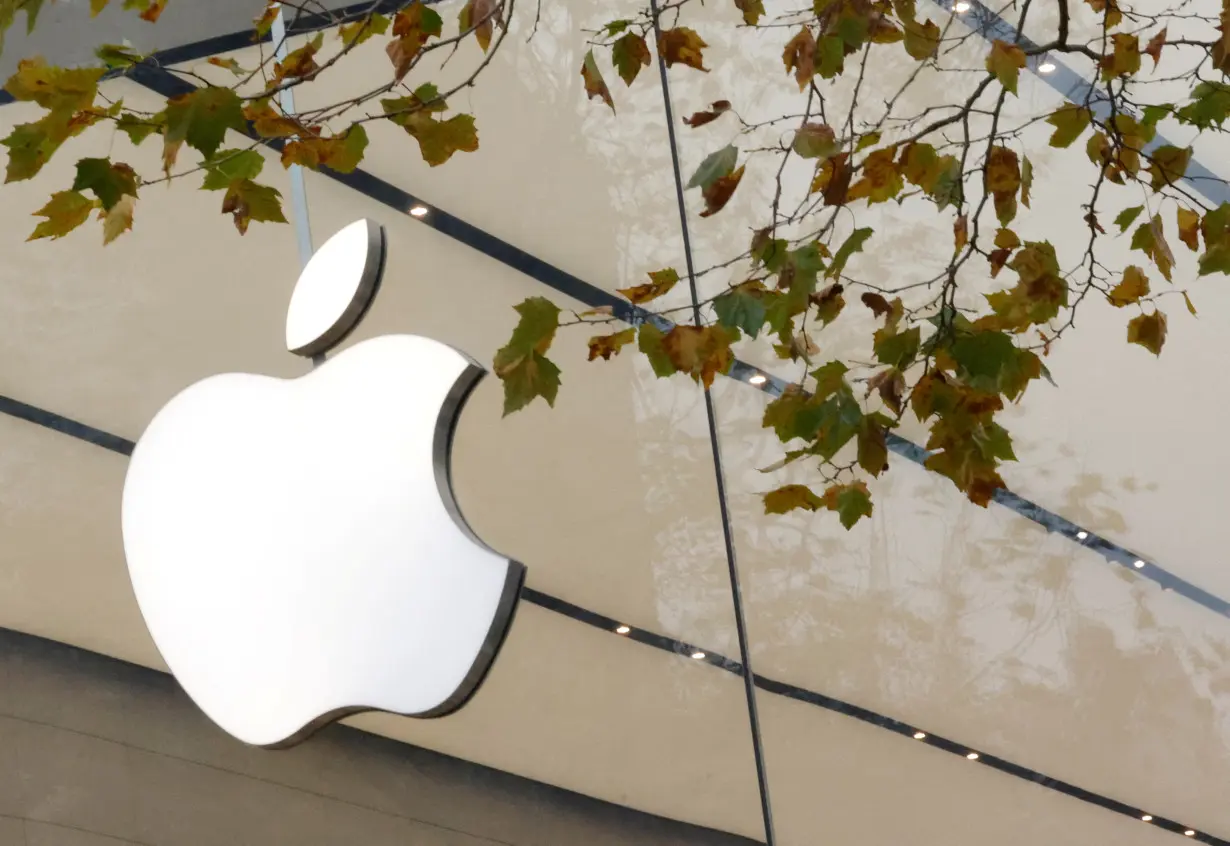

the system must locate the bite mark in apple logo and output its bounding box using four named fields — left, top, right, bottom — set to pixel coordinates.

left=121, top=219, right=526, bottom=749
